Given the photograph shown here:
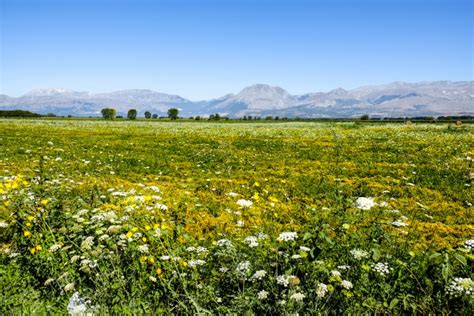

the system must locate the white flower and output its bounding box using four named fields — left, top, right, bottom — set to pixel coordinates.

left=227, top=192, right=238, bottom=197
left=291, top=254, right=302, bottom=259
left=149, top=276, right=157, bottom=282
left=350, top=248, right=370, bottom=260
left=236, top=220, right=245, bottom=227
left=331, top=270, right=341, bottom=277
left=337, top=265, right=351, bottom=270
left=244, top=236, right=259, bottom=247
left=251, top=270, right=267, bottom=281
left=186, top=246, right=196, bottom=252
left=277, top=232, right=298, bottom=242
left=464, top=239, right=474, bottom=251
left=256, top=232, right=268, bottom=240
left=138, top=244, right=149, bottom=253
left=0, top=222, right=9, bottom=228
left=289, top=292, right=305, bottom=302
left=299, top=246, right=311, bottom=252
left=188, top=259, right=206, bottom=267
left=446, top=277, right=473, bottom=297
left=355, top=197, right=377, bottom=210
left=276, top=275, right=290, bottom=287
left=196, top=246, right=208, bottom=254
left=257, top=290, right=269, bottom=300
left=80, top=236, right=94, bottom=251
left=236, top=261, right=251, bottom=274
left=316, top=283, right=328, bottom=298
left=160, top=255, right=171, bottom=260
left=341, top=280, right=353, bottom=290
left=217, top=239, right=232, bottom=247
left=64, top=282, right=75, bottom=292
left=236, top=199, right=253, bottom=208
left=44, top=278, right=55, bottom=286
left=391, top=220, right=408, bottom=227
left=49, top=244, right=62, bottom=252
left=371, top=262, right=392, bottom=277
left=219, top=267, right=229, bottom=273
